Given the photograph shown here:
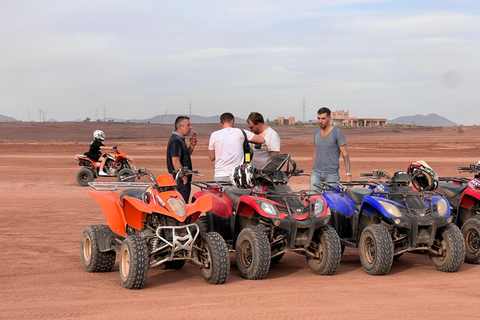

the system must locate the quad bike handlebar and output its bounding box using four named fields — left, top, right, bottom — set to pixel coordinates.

left=360, top=170, right=392, bottom=180
left=458, top=164, right=480, bottom=174
left=314, top=180, right=378, bottom=192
